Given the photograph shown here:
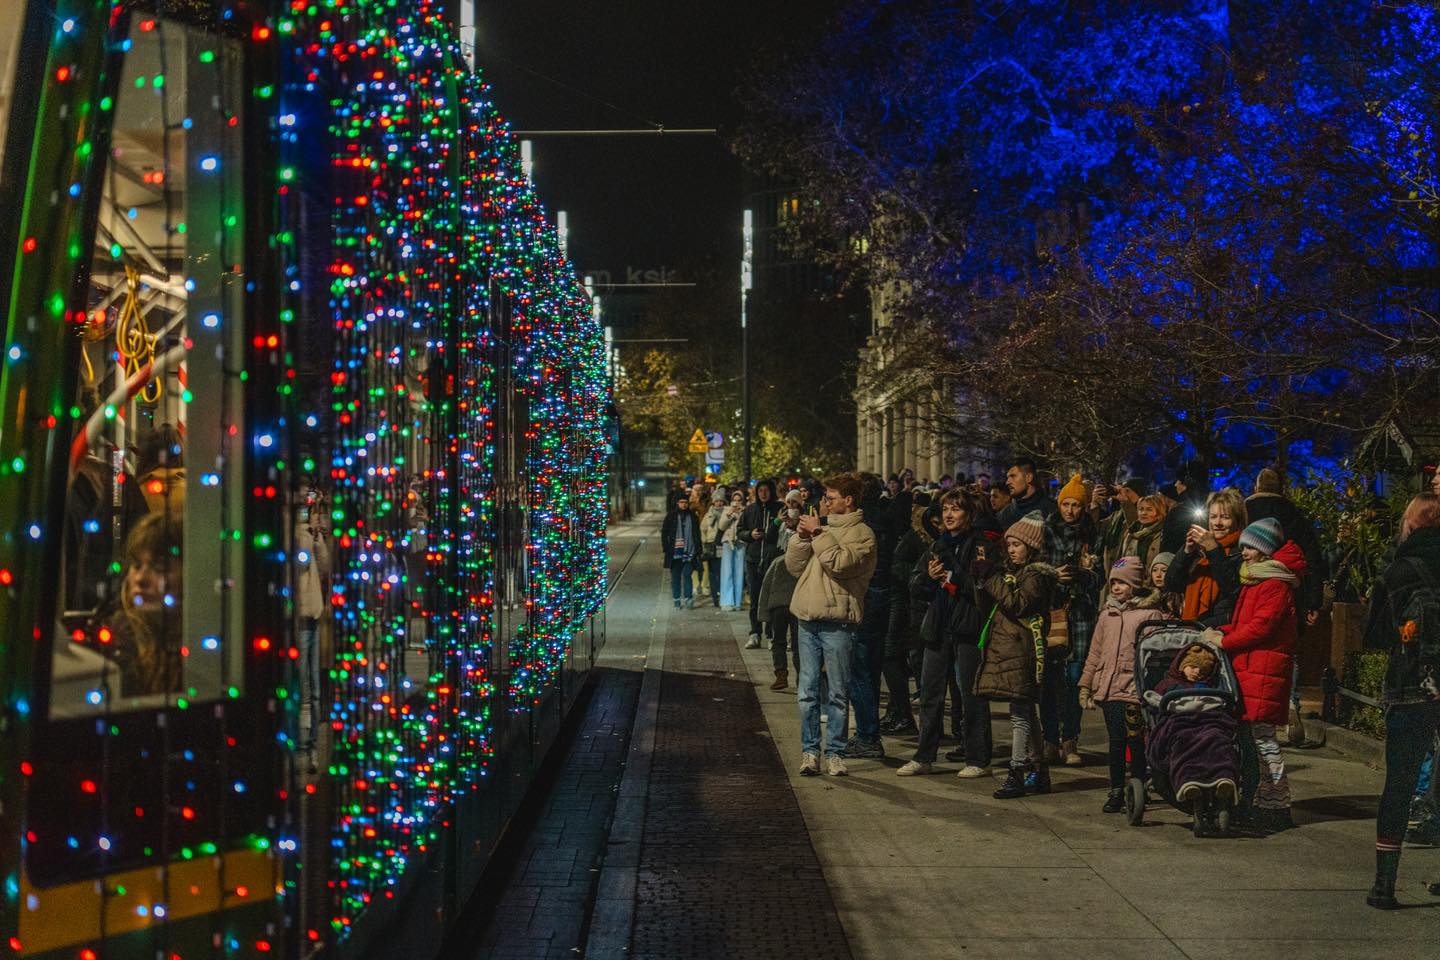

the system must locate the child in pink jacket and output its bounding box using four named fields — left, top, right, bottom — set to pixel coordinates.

left=1080, top=556, right=1168, bottom=813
